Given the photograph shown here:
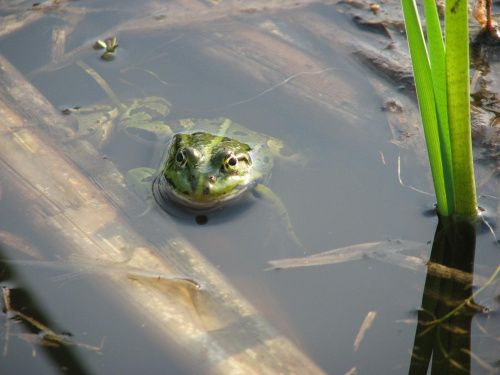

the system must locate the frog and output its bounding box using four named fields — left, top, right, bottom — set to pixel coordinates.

left=69, top=97, right=305, bottom=250
left=153, top=118, right=277, bottom=210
